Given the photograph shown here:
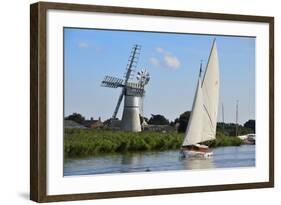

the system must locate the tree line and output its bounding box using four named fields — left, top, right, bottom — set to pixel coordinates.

left=65, top=112, right=255, bottom=135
